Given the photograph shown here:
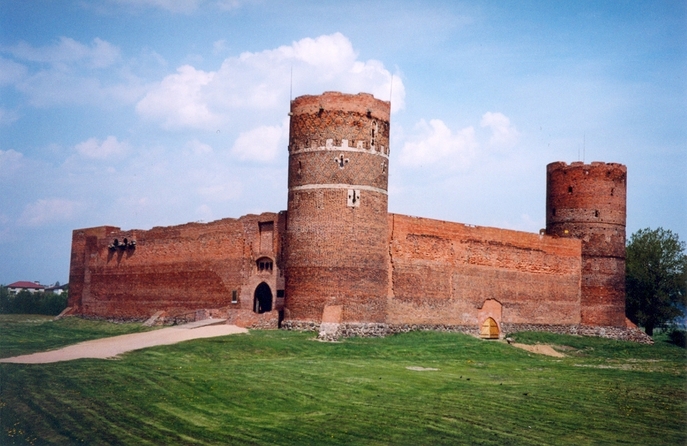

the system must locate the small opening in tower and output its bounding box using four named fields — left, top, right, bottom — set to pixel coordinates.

left=552, top=208, right=556, bottom=216
left=594, top=210, right=599, bottom=218
left=370, top=120, right=377, bottom=147
left=568, top=186, right=573, bottom=194
left=611, top=188, right=614, bottom=196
